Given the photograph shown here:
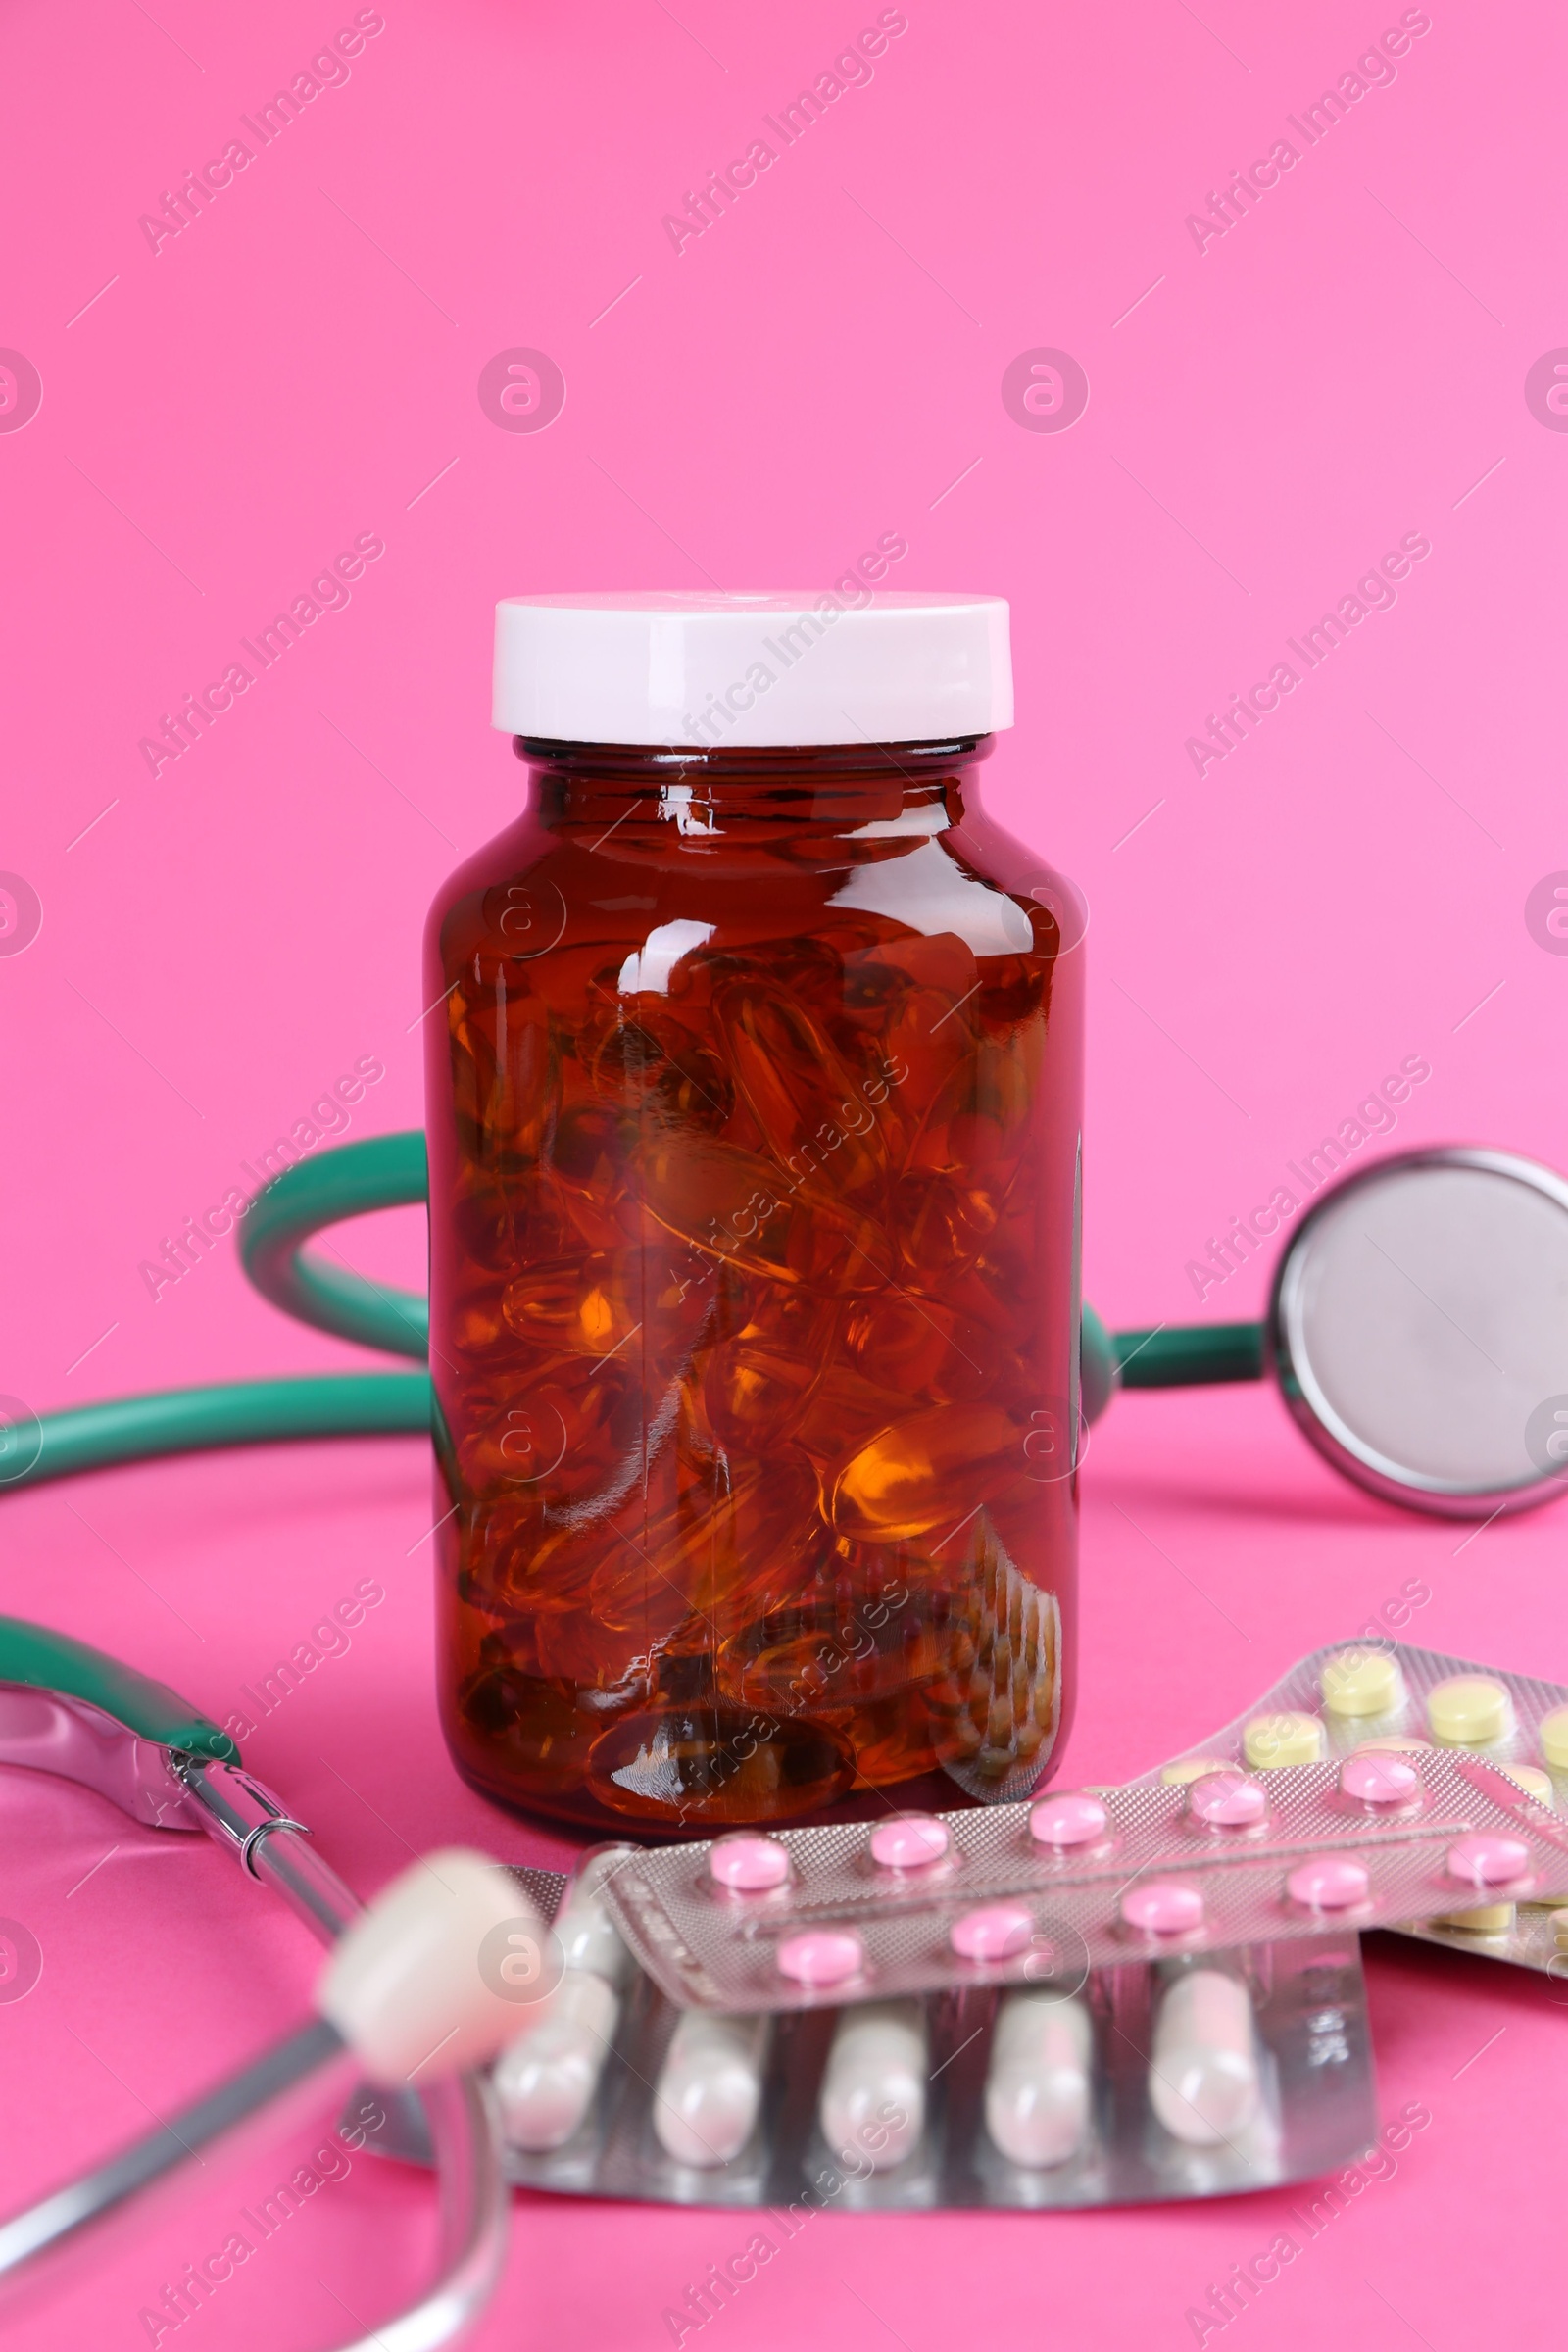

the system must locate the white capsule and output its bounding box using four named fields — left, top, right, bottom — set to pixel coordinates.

left=495, top=1969, right=620, bottom=2152
left=552, top=1847, right=637, bottom=1988
left=984, top=1991, right=1093, bottom=2168
left=492, top=1849, right=636, bottom=2153
left=653, top=2011, right=771, bottom=2168
left=1149, top=1969, right=1260, bottom=2146
left=818, top=2000, right=928, bottom=2174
